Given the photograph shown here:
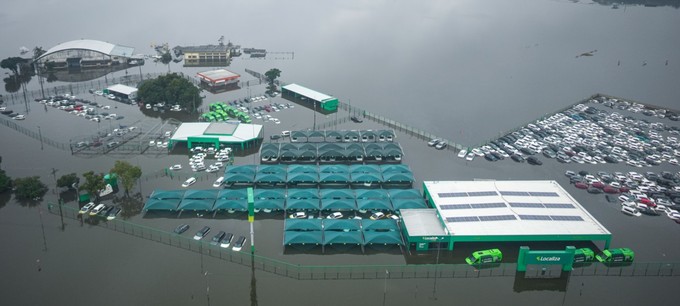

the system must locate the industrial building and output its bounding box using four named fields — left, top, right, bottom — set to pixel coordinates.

left=169, top=122, right=263, bottom=150
left=174, top=44, right=231, bottom=67
left=105, top=84, right=138, bottom=101
left=196, top=69, right=240, bottom=92
left=281, top=84, right=339, bottom=112
left=401, top=180, right=612, bottom=251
